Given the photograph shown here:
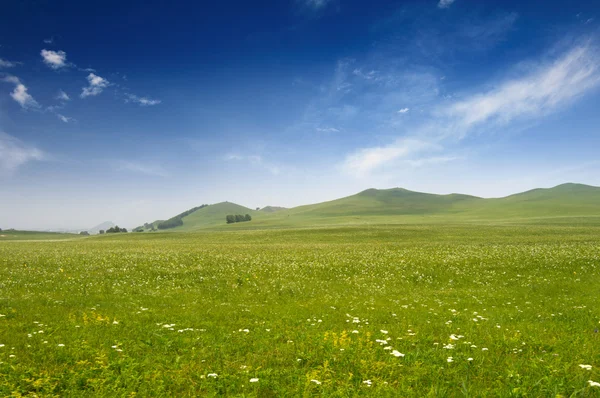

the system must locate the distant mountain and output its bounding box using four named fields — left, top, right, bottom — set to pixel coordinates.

left=88, top=221, right=115, bottom=234
left=140, top=183, right=600, bottom=230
